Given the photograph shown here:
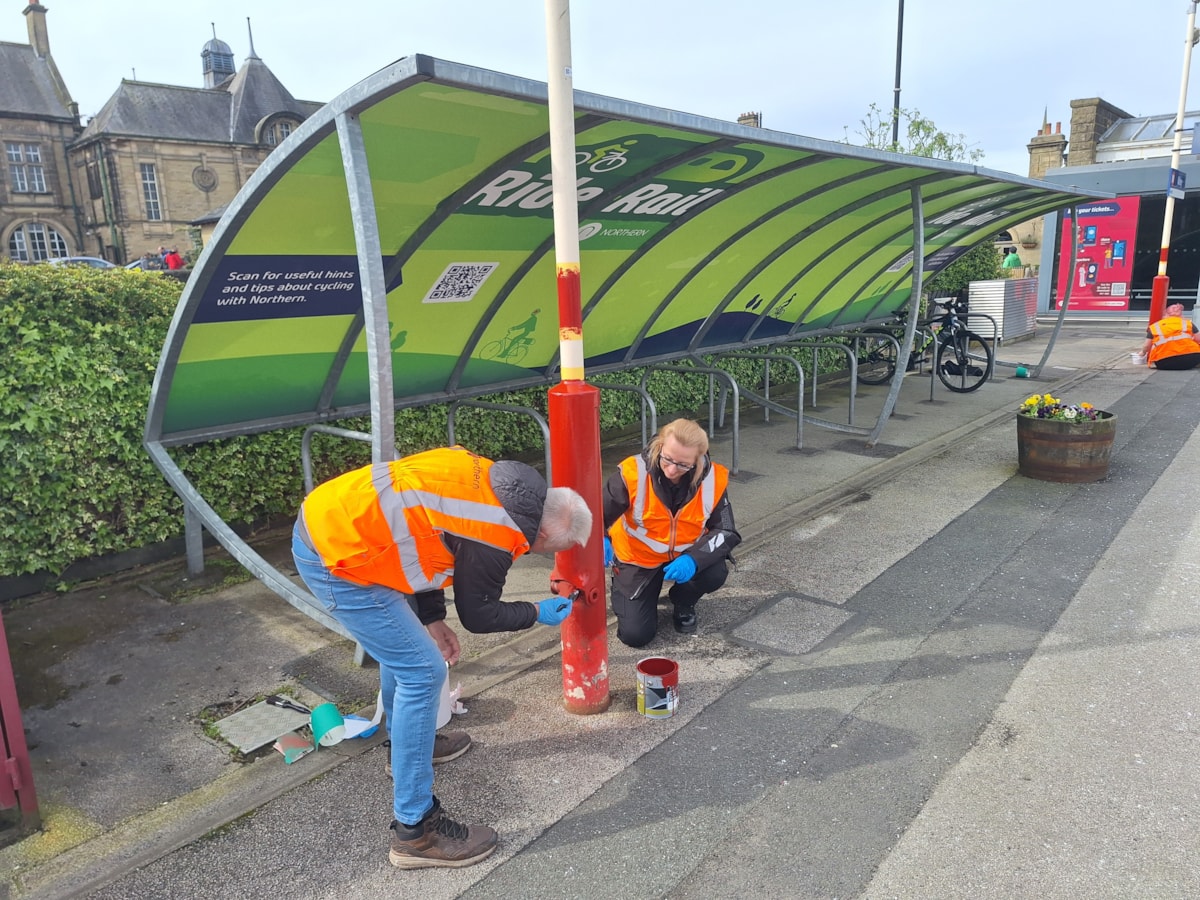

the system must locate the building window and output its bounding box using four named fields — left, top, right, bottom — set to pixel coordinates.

left=7, top=222, right=69, bottom=261
left=85, top=160, right=103, bottom=200
left=6, top=142, right=47, bottom=193
left=261, top=117, right=299, bottom=147
left=140, top=162, right=162, bottom=220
